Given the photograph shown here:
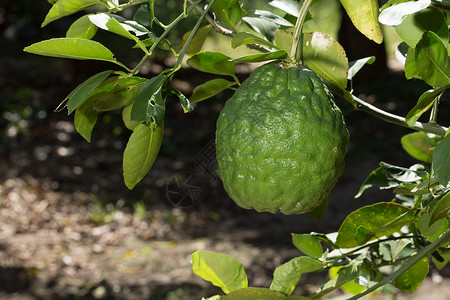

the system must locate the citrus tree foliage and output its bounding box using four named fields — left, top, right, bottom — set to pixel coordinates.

left=24, top=0, right=450, bottom=299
